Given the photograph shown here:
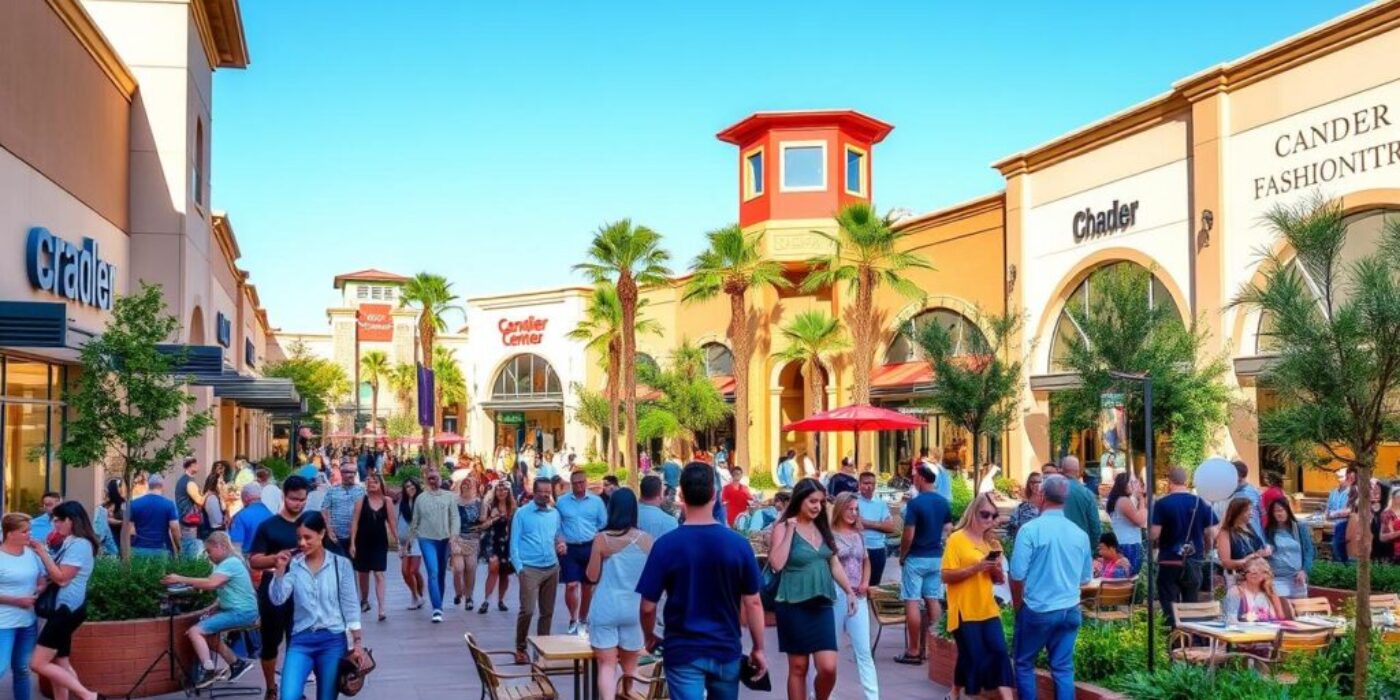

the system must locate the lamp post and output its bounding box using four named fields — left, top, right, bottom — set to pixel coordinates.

left=1109, top=370, right=1155, bottom=672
